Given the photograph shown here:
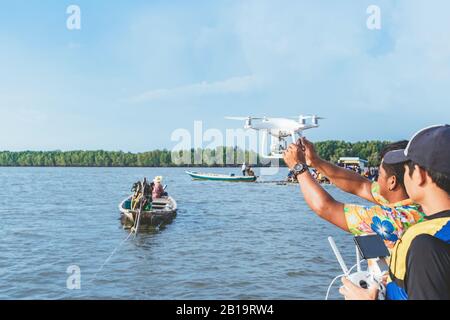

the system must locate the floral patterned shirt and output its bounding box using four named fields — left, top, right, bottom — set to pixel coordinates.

left=344, top=182, right=425, bottom=249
